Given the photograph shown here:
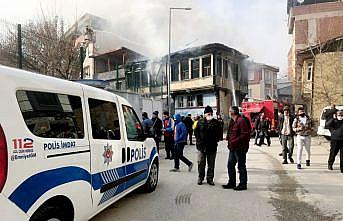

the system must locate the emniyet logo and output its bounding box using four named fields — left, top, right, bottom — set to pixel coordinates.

left=103, top=143, right=113, bottom=166
left=11, top=138, right=36, bottom=161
